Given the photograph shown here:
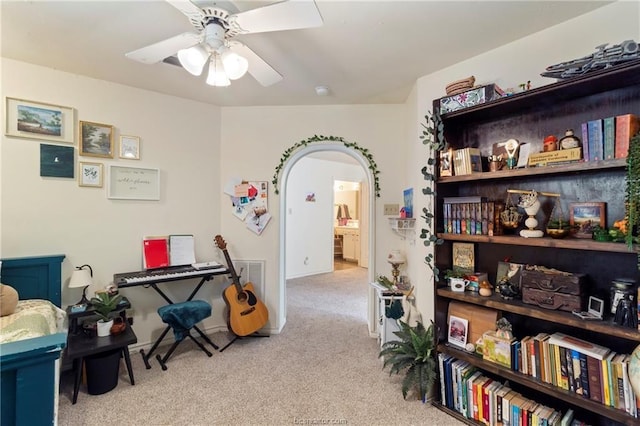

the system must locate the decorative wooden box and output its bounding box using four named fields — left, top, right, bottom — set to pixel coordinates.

left=438, top=84, right=504, bottom=114
left=520, top=267, right=586, bottom=312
